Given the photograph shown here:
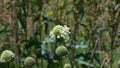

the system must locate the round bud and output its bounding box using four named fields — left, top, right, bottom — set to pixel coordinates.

left=24, top=57, right=35, bottom=67
left=55, top=46, right=68, bottom=56
left=64, top=63, right=71, bottom=68
left=0, top=50, right=15, bottom=62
